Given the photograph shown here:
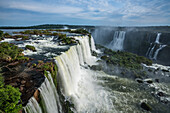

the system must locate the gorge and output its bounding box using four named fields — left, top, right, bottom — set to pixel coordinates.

left=0, top=26, right=170, bottom=113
